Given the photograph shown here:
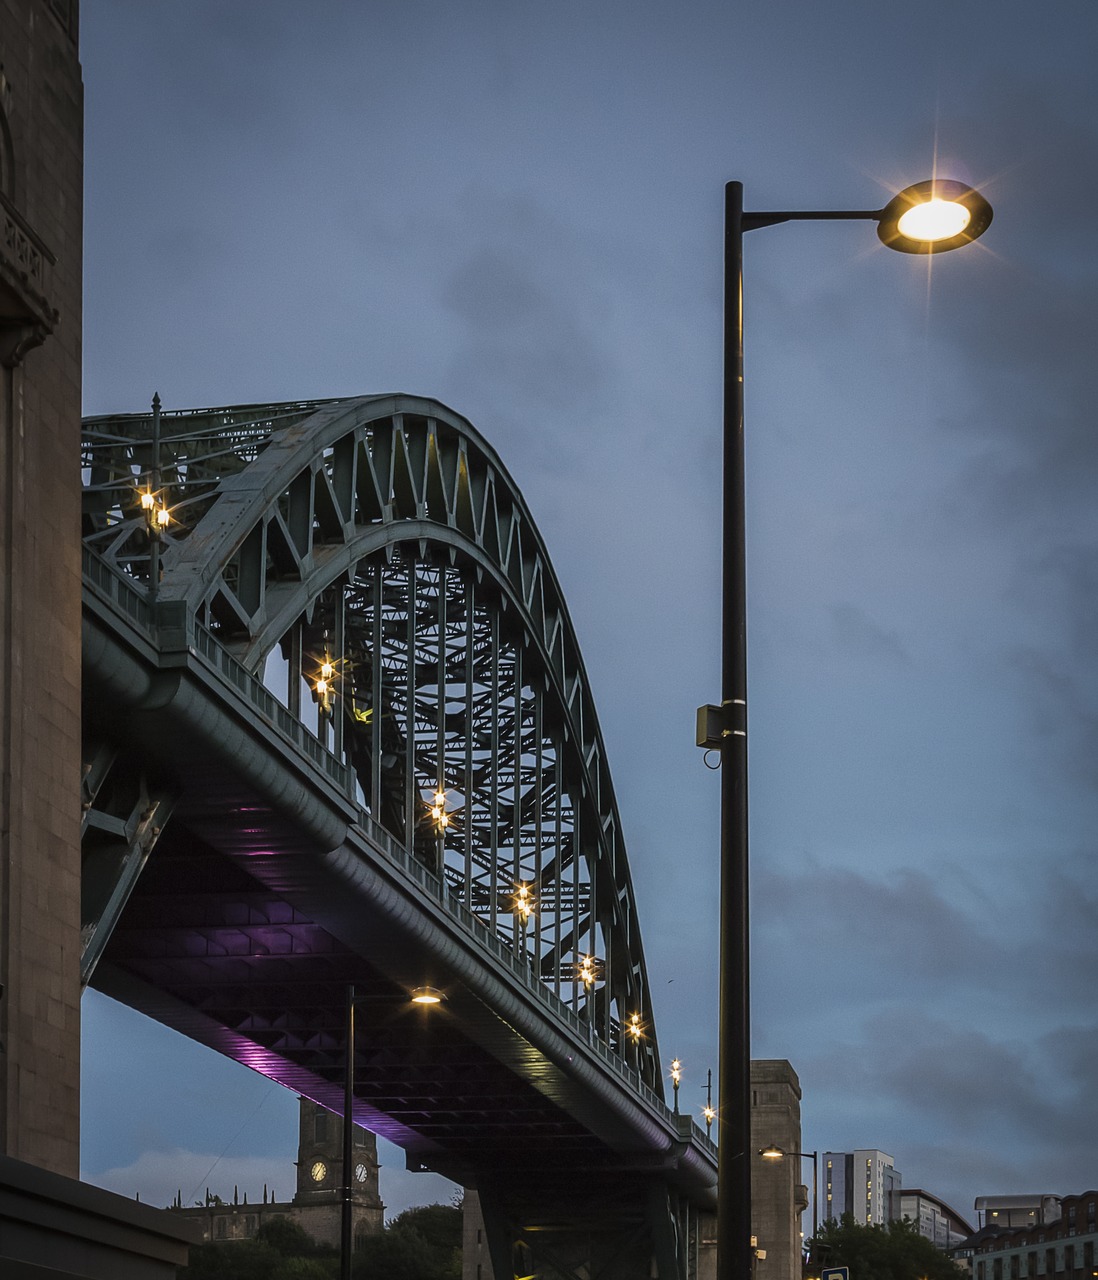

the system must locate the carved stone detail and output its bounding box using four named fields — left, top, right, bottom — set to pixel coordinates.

left=0, top=190, right=58, bottom=367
